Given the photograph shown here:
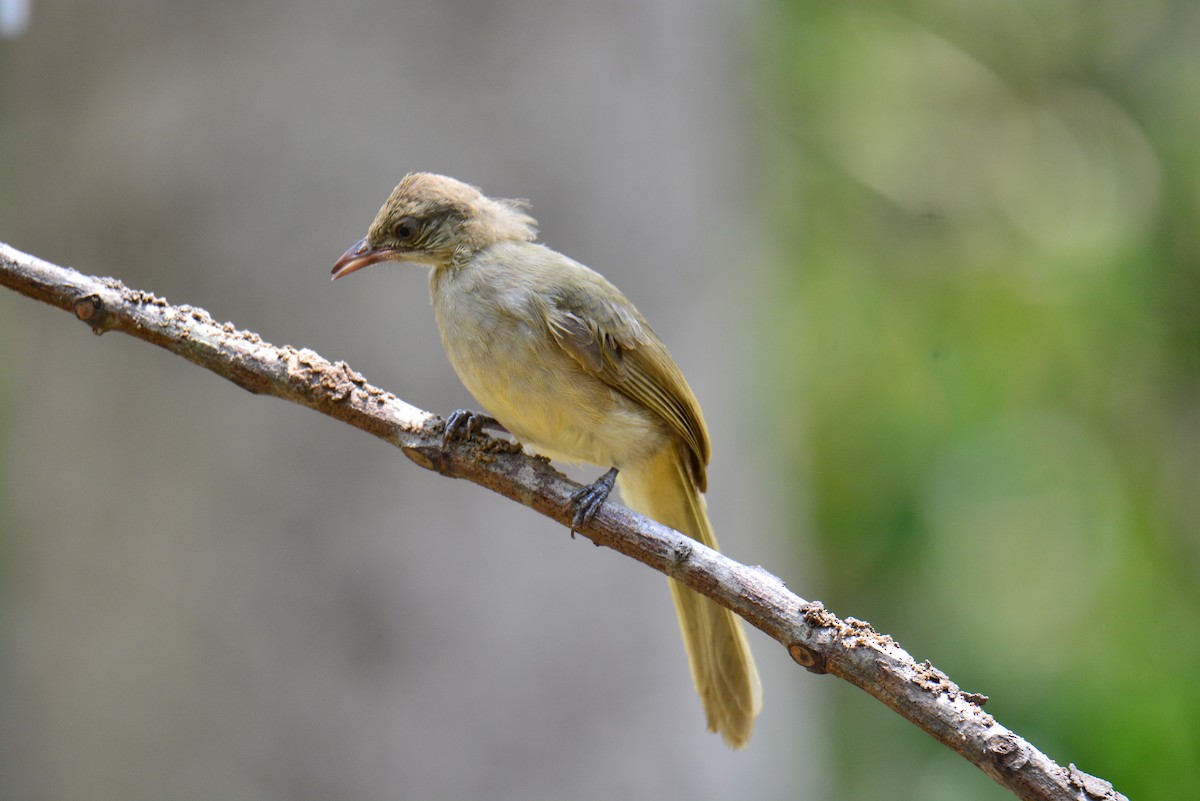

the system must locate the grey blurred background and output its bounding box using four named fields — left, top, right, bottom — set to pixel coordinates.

left=0, top=2, right=813, bottom=800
